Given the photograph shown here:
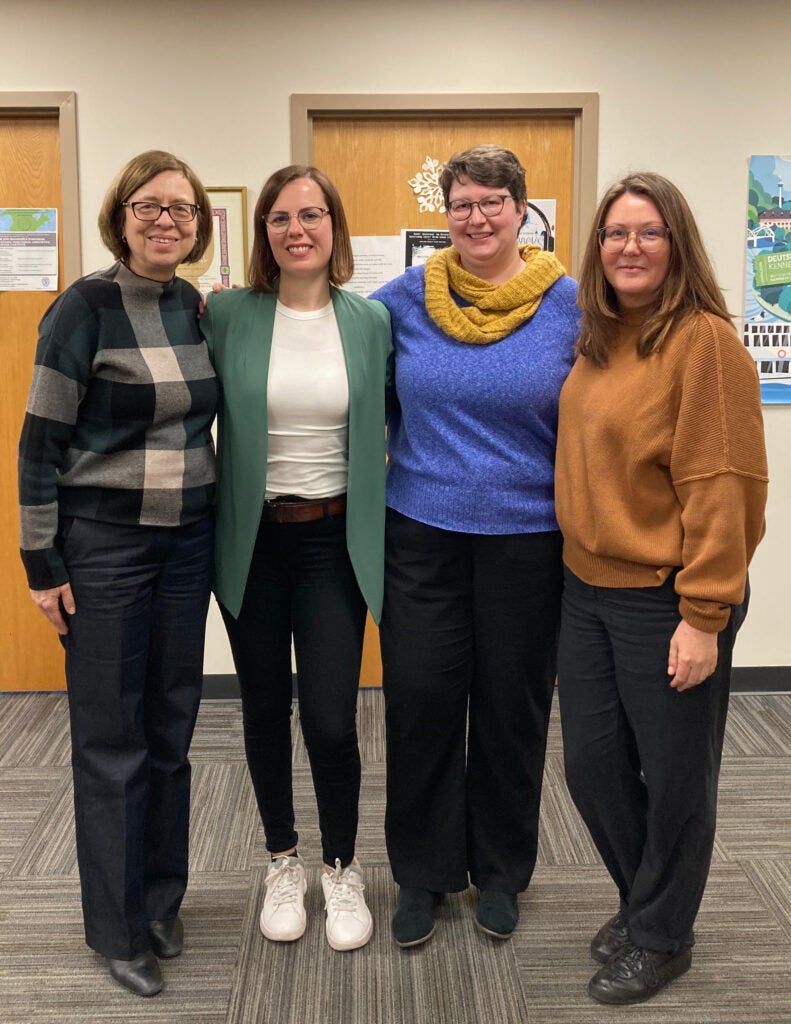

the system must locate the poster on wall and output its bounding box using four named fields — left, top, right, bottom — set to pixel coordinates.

left=519, top=199, right=556, bottom=252
left=744, top=155, right=791, bottom=404
left=178, top=187, right=248, bottom=291
left=0, top=207, right=58, bottom=291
